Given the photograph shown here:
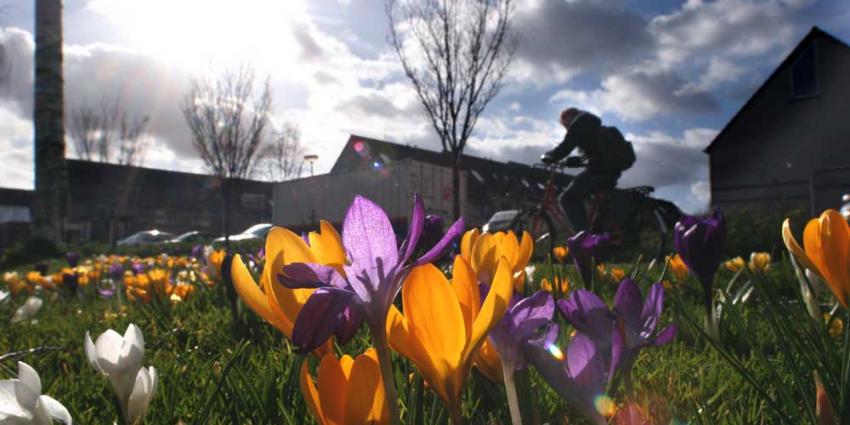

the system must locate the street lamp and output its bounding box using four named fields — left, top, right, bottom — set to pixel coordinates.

left=304, top=154, right=319, bottom=176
